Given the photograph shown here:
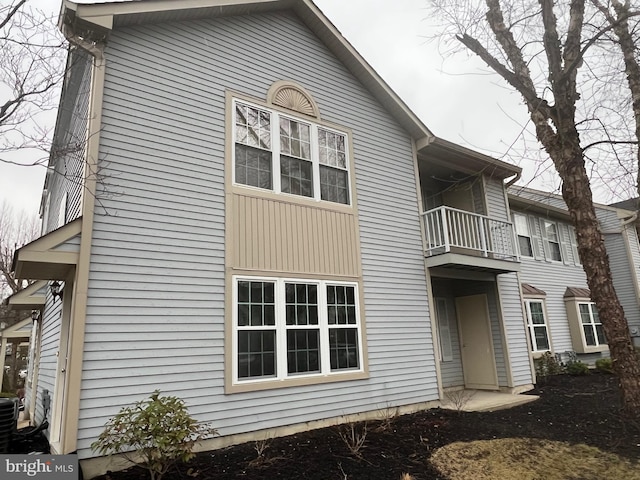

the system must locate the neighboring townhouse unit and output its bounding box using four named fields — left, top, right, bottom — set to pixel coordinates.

left=7, top=0, right=539, bottom=476
left=508, top=186, right=640, bottom=363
